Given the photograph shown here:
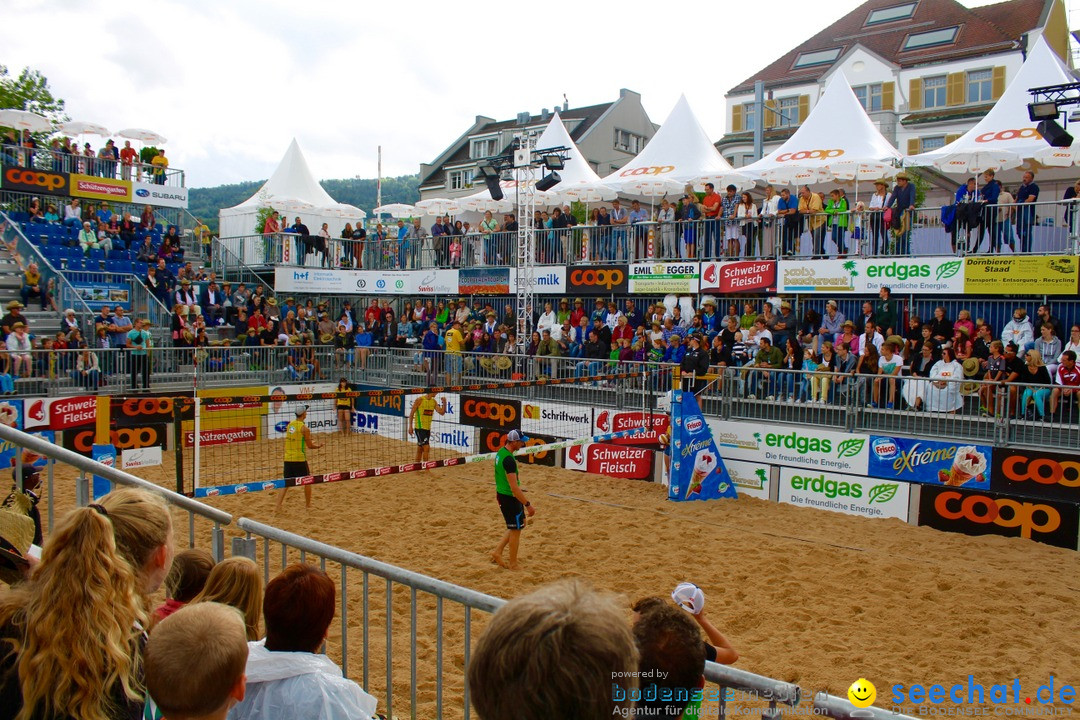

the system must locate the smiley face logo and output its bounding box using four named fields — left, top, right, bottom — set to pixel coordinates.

left=848, top=678, right=876, bottom=708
